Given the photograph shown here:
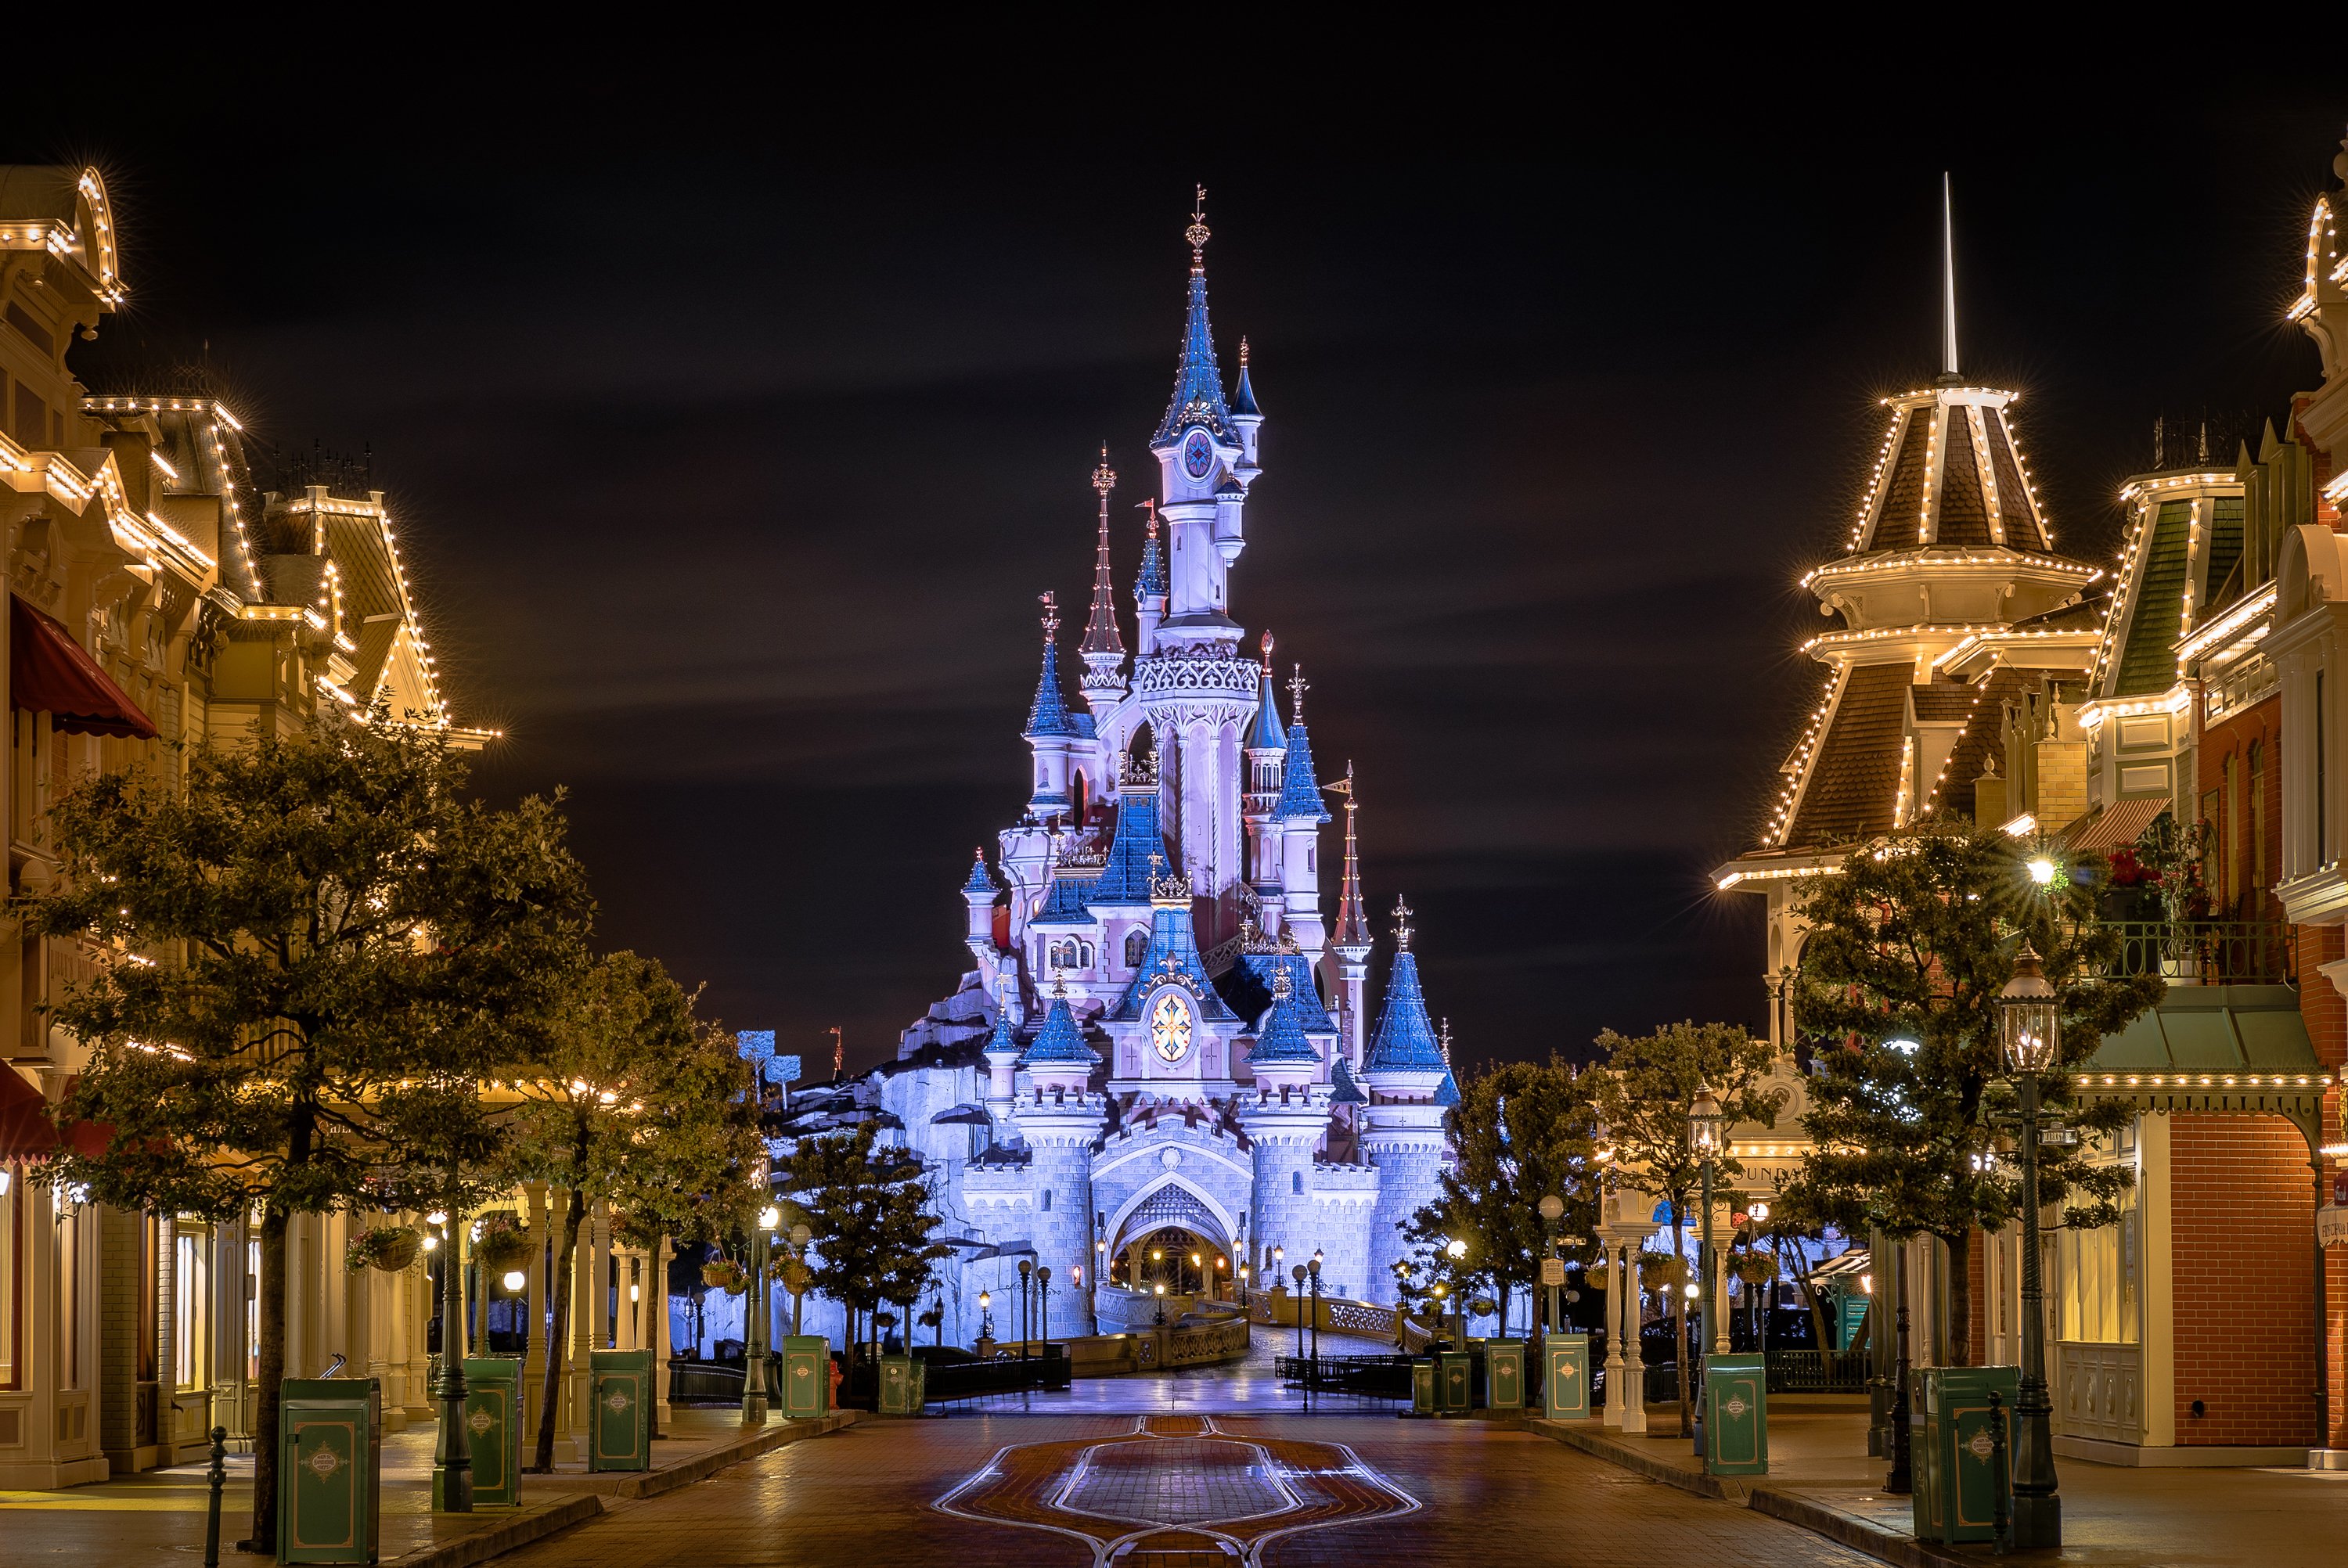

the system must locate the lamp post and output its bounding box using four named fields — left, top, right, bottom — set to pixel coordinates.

left=1271, top=1245, right=1284, bottom=1324
left=1018, top=1259, right=1033, bottom=1361
left=787, top=1224, right=812, bottom=1337
left=1687, top=1081, right=1724, bottom=1466
left=429, top=1199, right=472, bottom=1512
left=978, top=1289, right=994, bottom=1347
left=2000, top=940, right=2063, bottom=1548
left=1291, top=1265, right=1308, bottom=1358
left=1307, top=1257, right=1322, bottom=1365
left=1445, top=1237, right=1468, bottom=1347
left=1538, top=1194, right=1565, bottom=1343
left=1153, top=1282, right=1167, bottom=1325
left=744, top=1203, right=779, bottom=1426
left=1036, top=1266, right=1051, bottom=1349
